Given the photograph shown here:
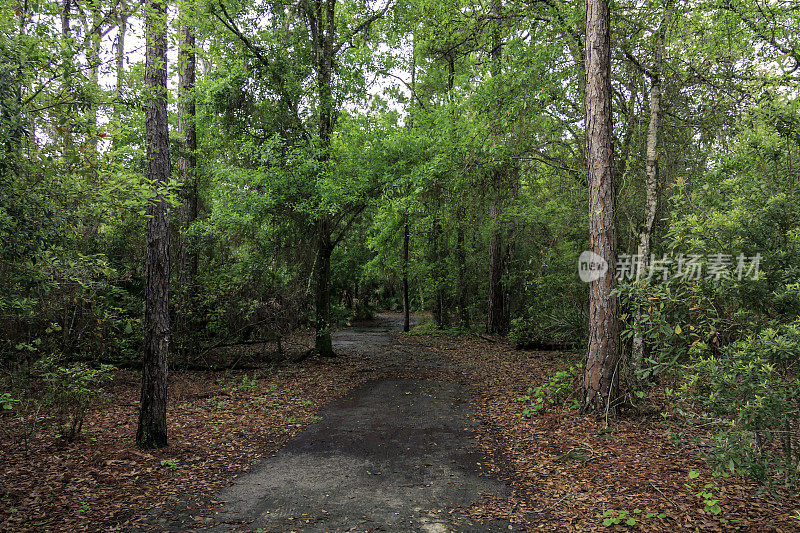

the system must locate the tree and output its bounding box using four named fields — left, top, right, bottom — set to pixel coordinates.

left=176, top=0, right=198, bottom=345
left=631, top=4, right=670, bottom=372
left=486, top=0, right=505, bottom=334
left=582, top=0, right=620, bottom=413
left=211, top=0, right=392, bottom=356
left=137, top=0, right=170, bottom=449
